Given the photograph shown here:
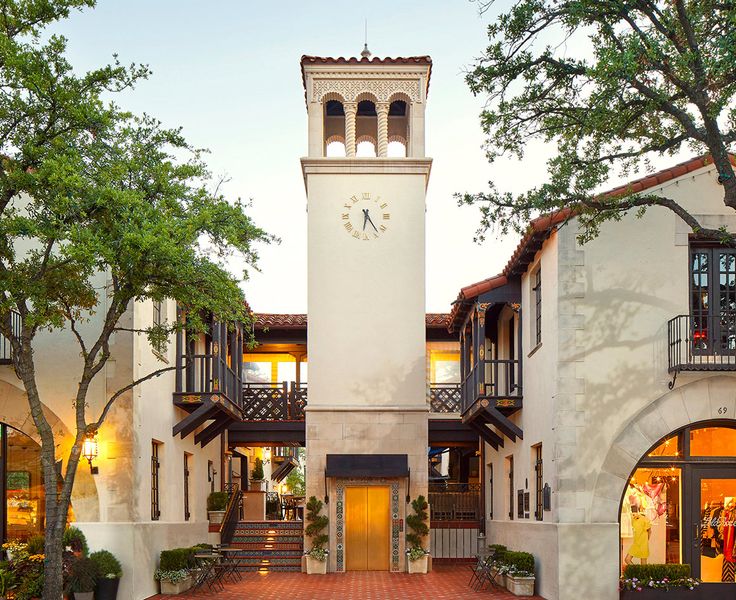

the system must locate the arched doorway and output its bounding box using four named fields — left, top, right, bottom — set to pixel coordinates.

left=1, top=423, right=45, bottom=541
left=620, top=421, right=735, bottom=592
